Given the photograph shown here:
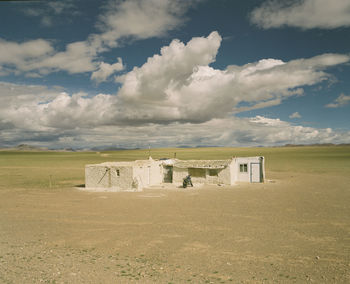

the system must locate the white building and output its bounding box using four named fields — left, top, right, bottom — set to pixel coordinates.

left=85, top=156, right=265, bottom=191
left=85, top=157, right=163, bottom=191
